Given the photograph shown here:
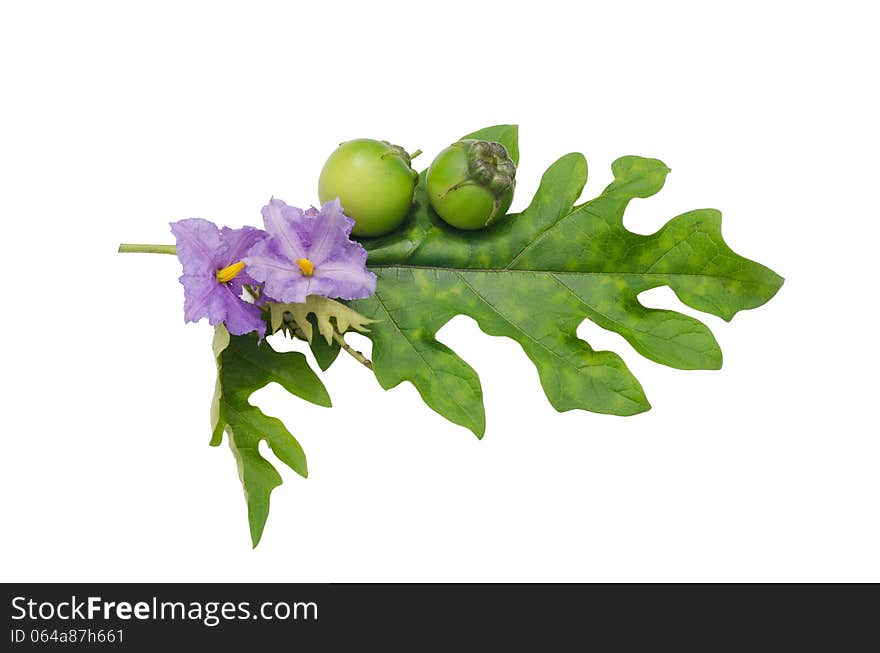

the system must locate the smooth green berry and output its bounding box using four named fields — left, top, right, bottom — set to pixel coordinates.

left=425, top=139, right=516, bottom=230
left=318, top=138, right=419, bottom=237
